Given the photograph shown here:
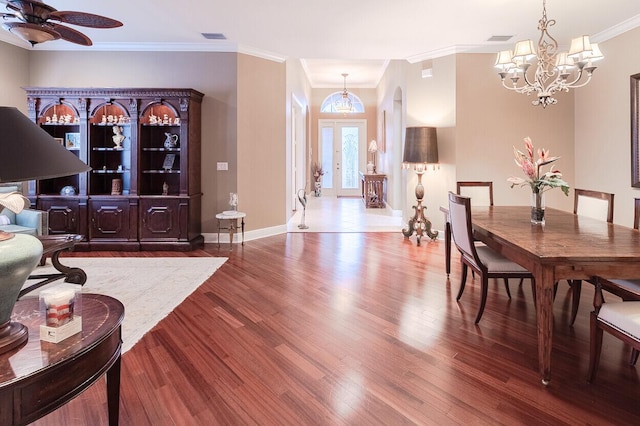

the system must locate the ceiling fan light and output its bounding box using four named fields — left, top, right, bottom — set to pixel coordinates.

left=2, top=22, right=60, bottom=45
